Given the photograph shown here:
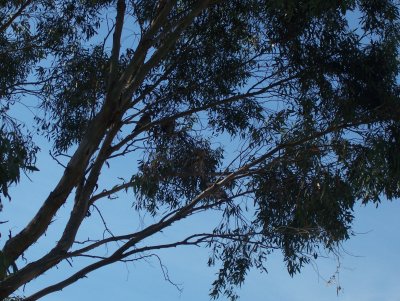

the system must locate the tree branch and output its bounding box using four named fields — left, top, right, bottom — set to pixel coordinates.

left=110, top=73, right=299, bottom=153
left=0, top=0, right=33, bottom=33
left=24, top=228, right=280, bottom=301
left=107, top=0, right=126, bottom=93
